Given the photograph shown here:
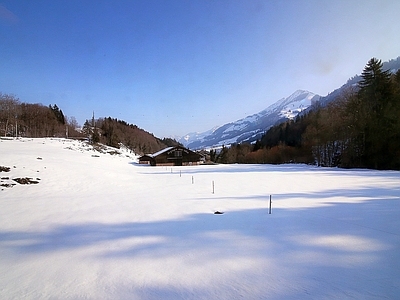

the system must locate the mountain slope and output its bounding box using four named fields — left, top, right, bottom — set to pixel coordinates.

left=180, top=57, right=400, bottom=150
left=181, top=90, right=320, bottom=149
left=319, top=56, right=400, bottom=107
